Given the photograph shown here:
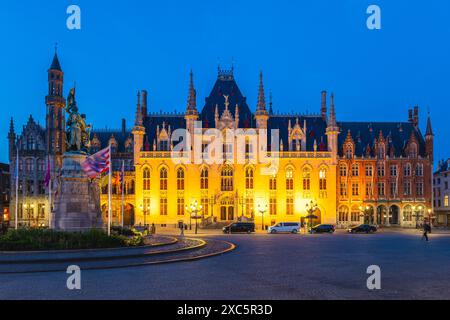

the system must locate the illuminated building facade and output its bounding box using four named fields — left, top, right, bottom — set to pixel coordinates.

left=8, top=53, right=434, bottom=229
